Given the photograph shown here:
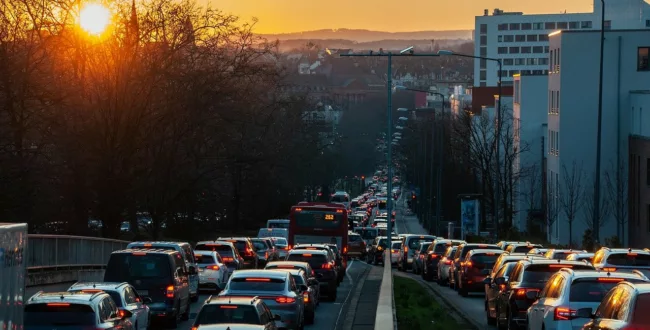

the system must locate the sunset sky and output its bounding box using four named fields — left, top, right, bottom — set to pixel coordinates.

left=204, top=0, right=595, bottom=34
